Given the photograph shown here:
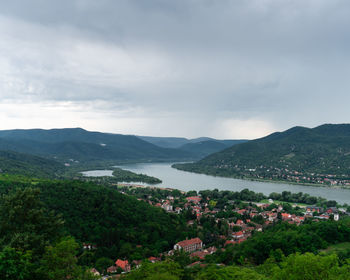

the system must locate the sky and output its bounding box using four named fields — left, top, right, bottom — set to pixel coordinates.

left=1, top=0, right=350, bottom=139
